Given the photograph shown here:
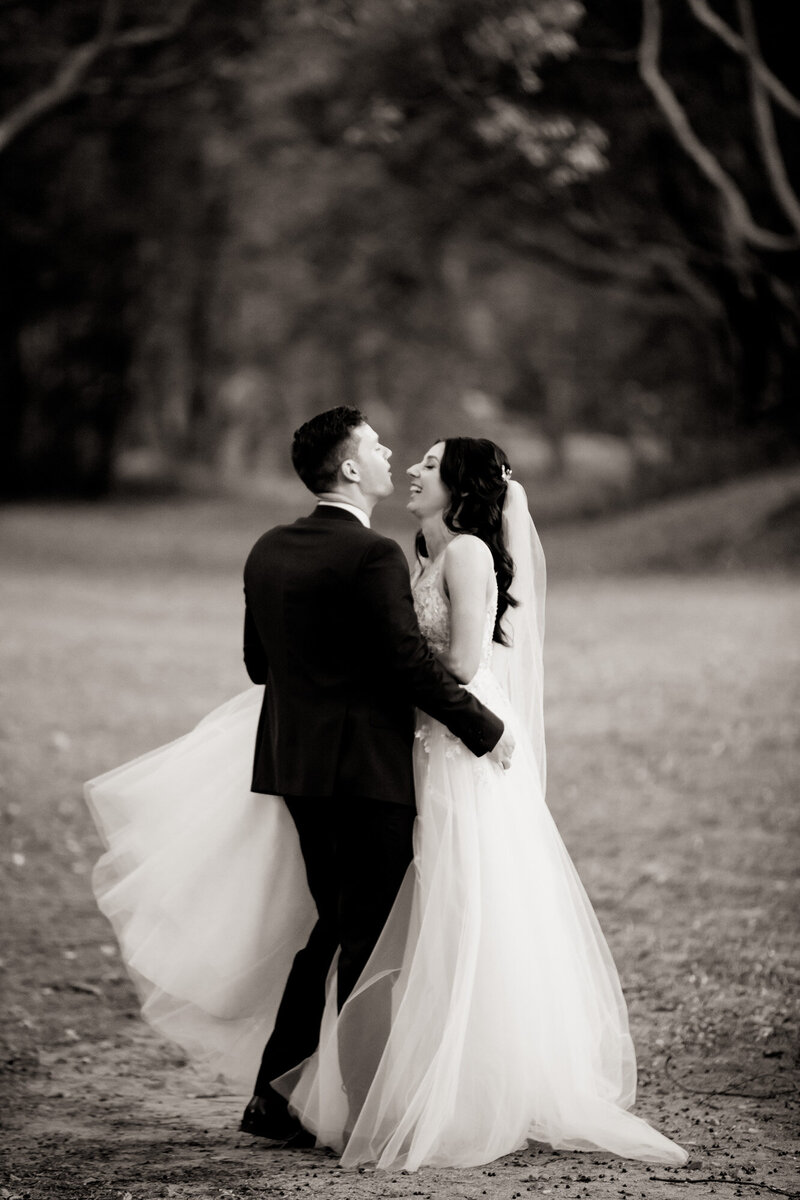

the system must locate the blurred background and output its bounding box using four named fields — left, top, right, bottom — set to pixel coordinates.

left=0, top=0, right=797, bottom=542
